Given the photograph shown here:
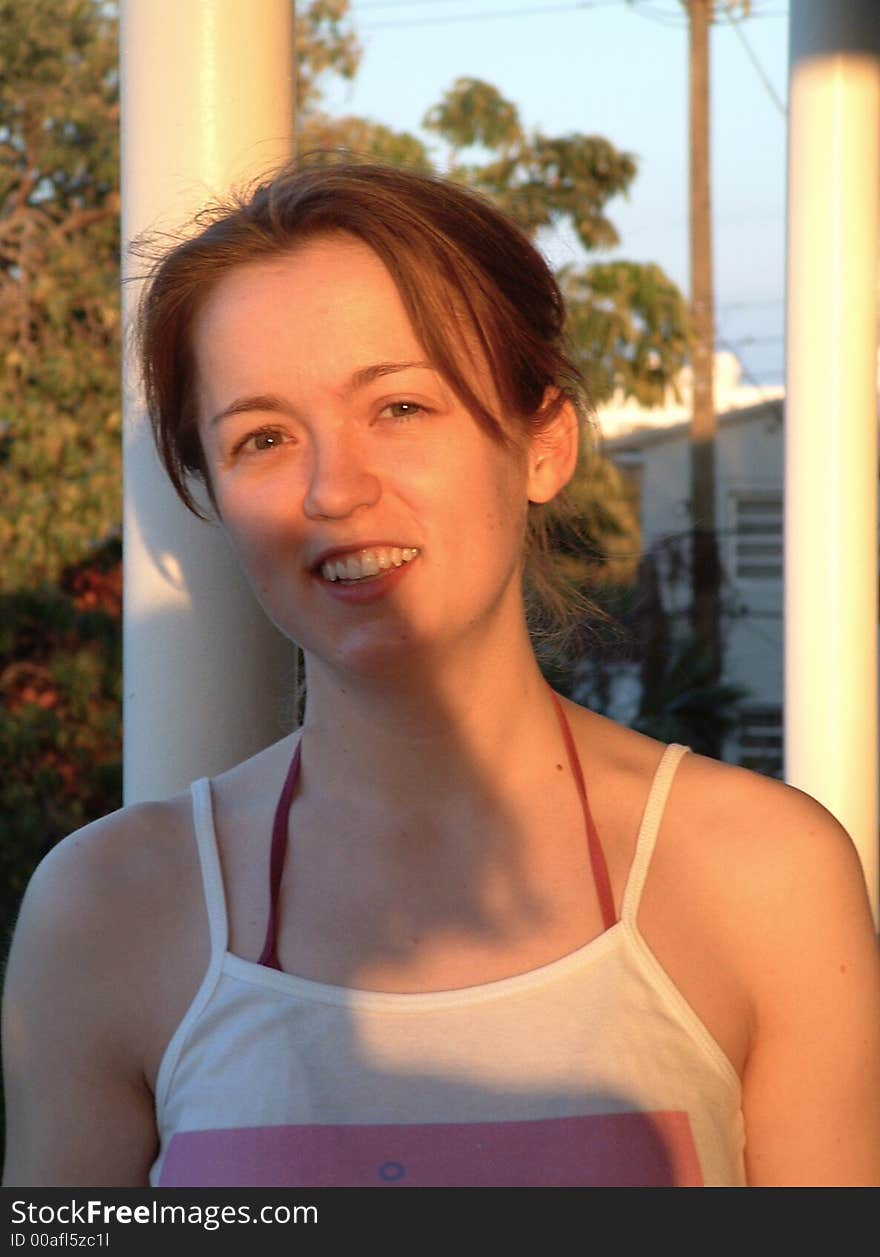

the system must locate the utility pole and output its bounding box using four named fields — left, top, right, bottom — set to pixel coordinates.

left=292, top=2, right=299, bottom=158
left=687, top=0, right=723, bottom=754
